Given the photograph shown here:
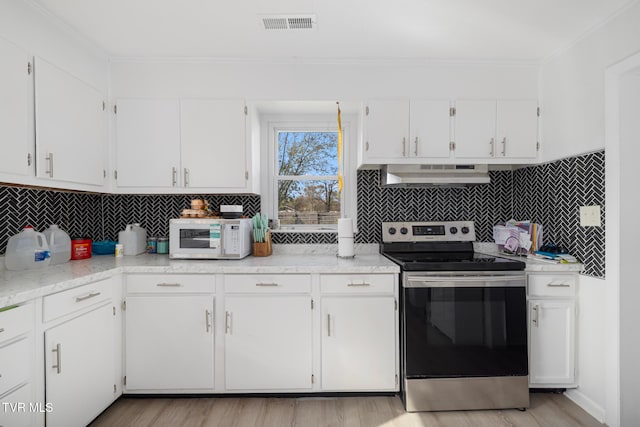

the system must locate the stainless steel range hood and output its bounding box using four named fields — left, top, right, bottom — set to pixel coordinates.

left=381, top=164, right=490, bottom=187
